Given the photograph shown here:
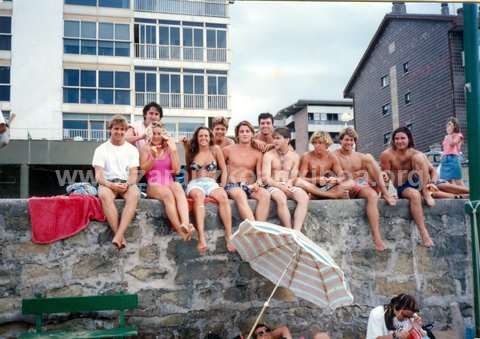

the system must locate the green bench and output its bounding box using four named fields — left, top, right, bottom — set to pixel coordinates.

left=20, top=294, right=138, bottom=338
